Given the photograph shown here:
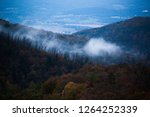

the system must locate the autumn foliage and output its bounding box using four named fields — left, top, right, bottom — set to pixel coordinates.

left=0, top=32, right=150, bottom=100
